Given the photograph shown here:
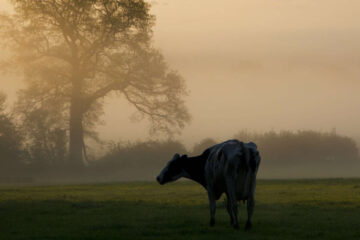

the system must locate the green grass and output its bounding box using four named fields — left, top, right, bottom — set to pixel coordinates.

left=1, top=179, right=360, bottom=240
